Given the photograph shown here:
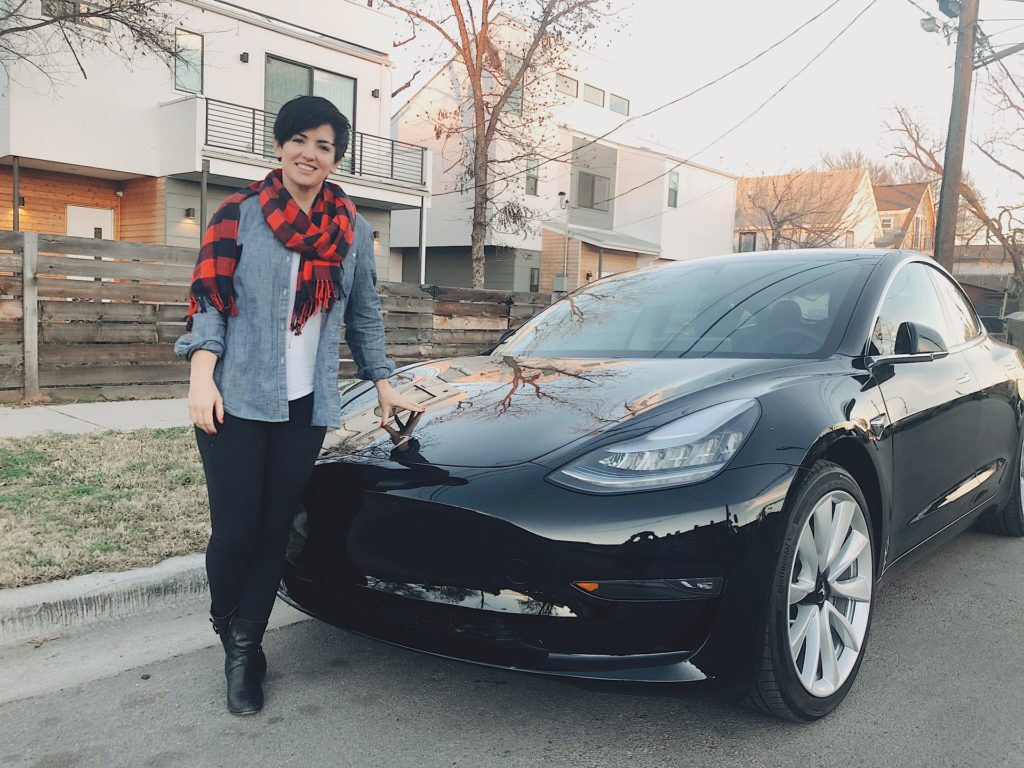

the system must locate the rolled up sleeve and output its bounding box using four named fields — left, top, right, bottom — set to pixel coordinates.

left=344, top=226, right=395, bottom=382
left=174, top=308, right=227, bottom=360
